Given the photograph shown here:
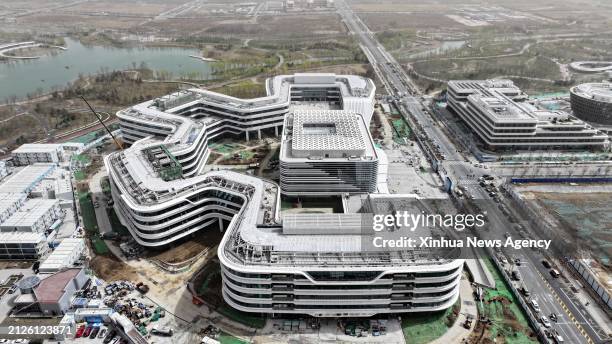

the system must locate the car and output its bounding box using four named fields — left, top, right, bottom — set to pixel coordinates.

left=8, top=285, right=17, bottom=294
left=0, top=340, right=9, bottom=343
left=75, top=325, right=86, bottom=338
left=83, top=325, right=93, bottom=337
left=542, top=260, right=552, bottom=269
left=530, top=299, right=541, bottom=313
left=549, top=313, right=558, bottom=322
left=98, top=327, right=108, bottom=338
left=550, top=269, right=561, bottom=278
left=90, top=326, right=100, bottom=338
left=540, top=315, right=551, bottom=328
left=514, top=258, right=522, bottom=266
left=151, top=327, right=173, bottom=337
left=552, top=331, right=565, bottom=343
left=103, top=331, right=117, bottom=344
left=519, top=287, right=531, bottom=297
left=109, top=337, right=120, bottom=344
left=511, top=270, right=521, bottom=281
